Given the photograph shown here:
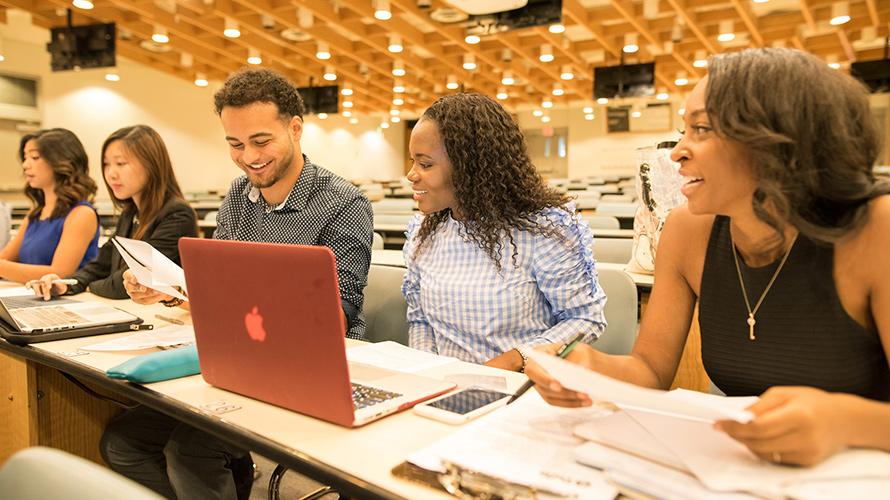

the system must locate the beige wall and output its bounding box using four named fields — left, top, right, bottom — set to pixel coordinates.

left=516, top=104, right=686, bottom=179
